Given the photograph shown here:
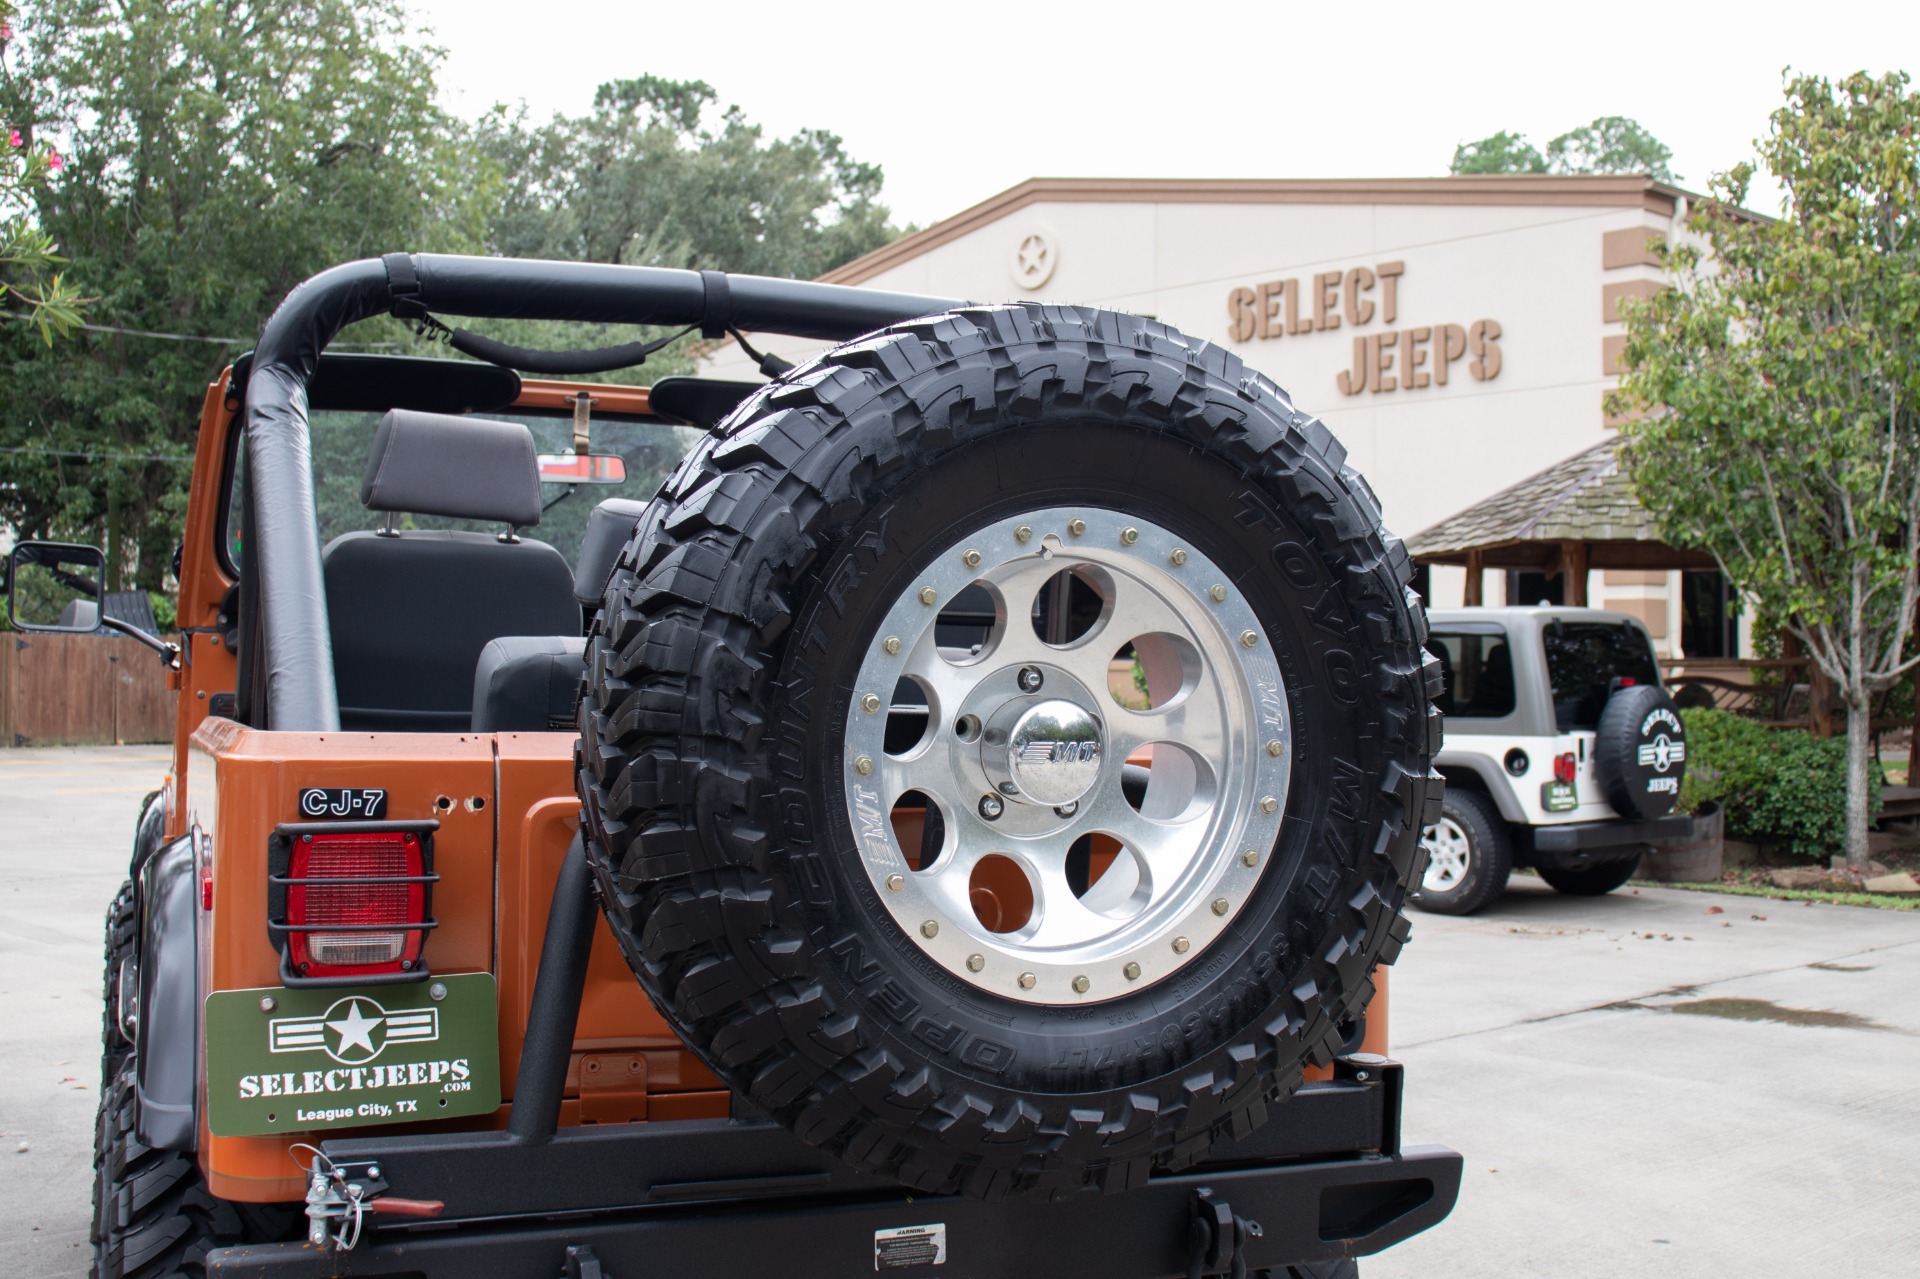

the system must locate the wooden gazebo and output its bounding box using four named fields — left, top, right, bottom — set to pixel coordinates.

left=1407, top=438, right=1714, bottom=605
